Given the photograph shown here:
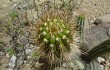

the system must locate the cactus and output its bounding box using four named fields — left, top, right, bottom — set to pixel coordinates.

left=77, top=14, right=85, bottom=36
left=38, top=18, right=72, bottom=64
left=77, top=14, right=85, bottom=45
left=38, top=18, right=71, bottom=55
left=31, top=10, right=80, bottom=69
